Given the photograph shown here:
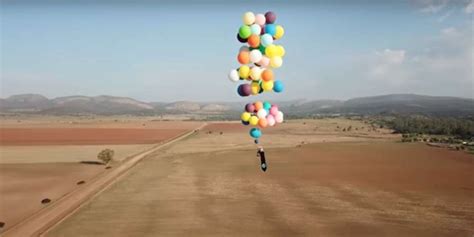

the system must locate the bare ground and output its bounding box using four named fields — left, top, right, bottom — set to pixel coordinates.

left=46, top=138, right=474, bottom=237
